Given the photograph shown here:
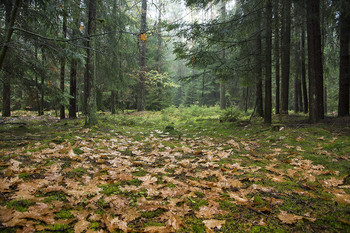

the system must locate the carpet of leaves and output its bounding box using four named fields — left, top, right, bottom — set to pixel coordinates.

left=0, top=115, right=349, bottom=232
